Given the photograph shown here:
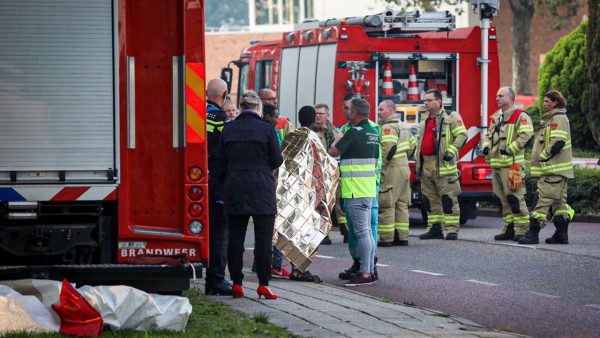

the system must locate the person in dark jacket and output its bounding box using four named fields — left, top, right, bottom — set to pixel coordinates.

left=205, top=78, right=232, bottom=296
left=218, top=90, right=283, bottom=299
